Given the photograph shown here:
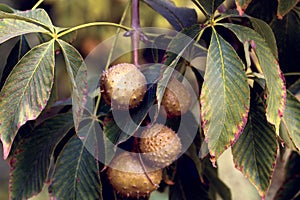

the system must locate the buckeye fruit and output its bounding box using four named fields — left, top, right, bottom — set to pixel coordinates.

left=139, top=124, right=182, bottom=168
left=107, top=152, right=162, bottom=198
left=100, top=63, right=147, bottom=110
left=161, top=78, right=191, bottom=117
